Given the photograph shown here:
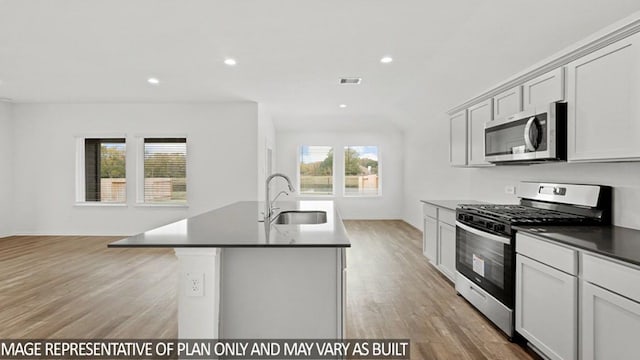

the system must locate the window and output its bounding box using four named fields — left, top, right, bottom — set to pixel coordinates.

left=142, top=138, right=187, bottom=204
left=344, top=146, right=379, bottom=196
left=299, top=145, right=333, bottom=195
left=83, top=138, right=126, bottom=203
